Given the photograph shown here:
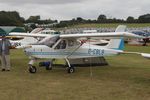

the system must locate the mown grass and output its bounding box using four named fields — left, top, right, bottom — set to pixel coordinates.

left=0, top=45, right=150, bottom=100
left=67, top=23, right=150, bottom=28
